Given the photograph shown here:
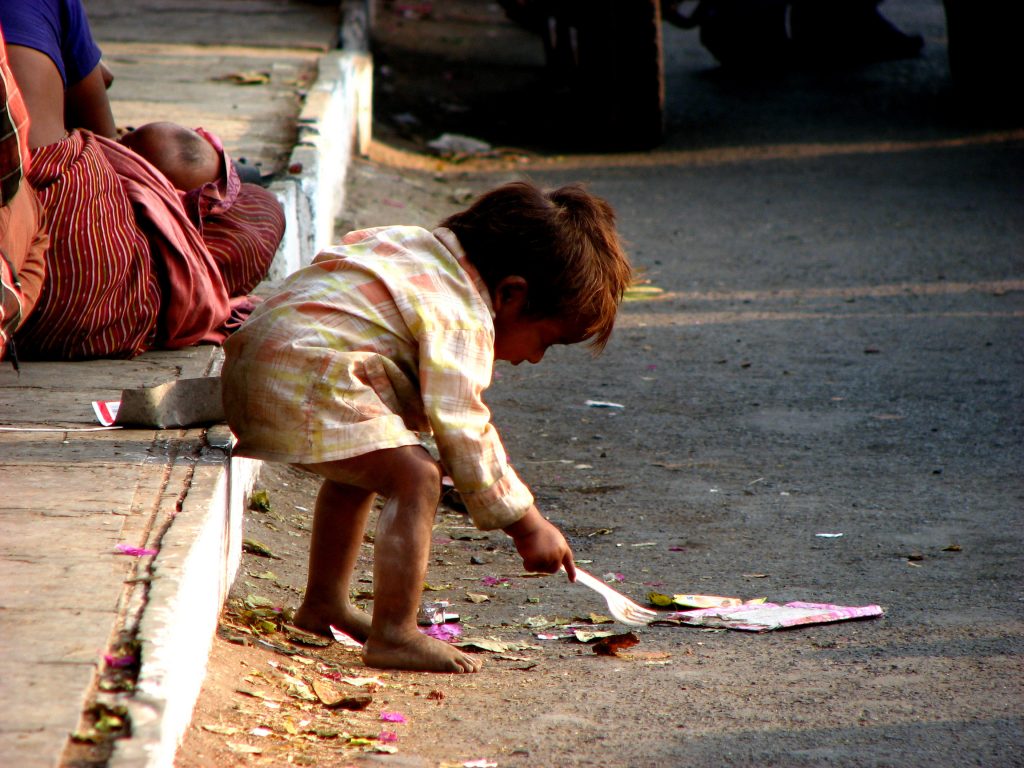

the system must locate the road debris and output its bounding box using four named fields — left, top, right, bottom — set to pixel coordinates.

left=660, top=602, right=884, bottom=632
